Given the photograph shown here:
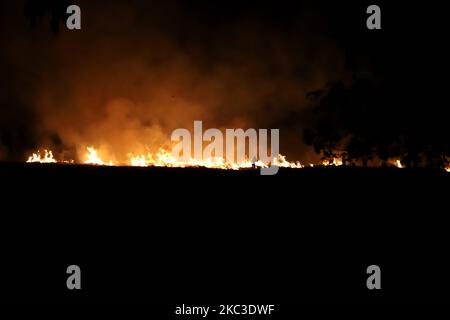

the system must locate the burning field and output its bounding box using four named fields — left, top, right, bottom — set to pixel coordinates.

left=24, top=147, right=450, bottom=173
left=0, top=1, right=449, bottom=174
left=26, top=147, right=304, bottom=170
